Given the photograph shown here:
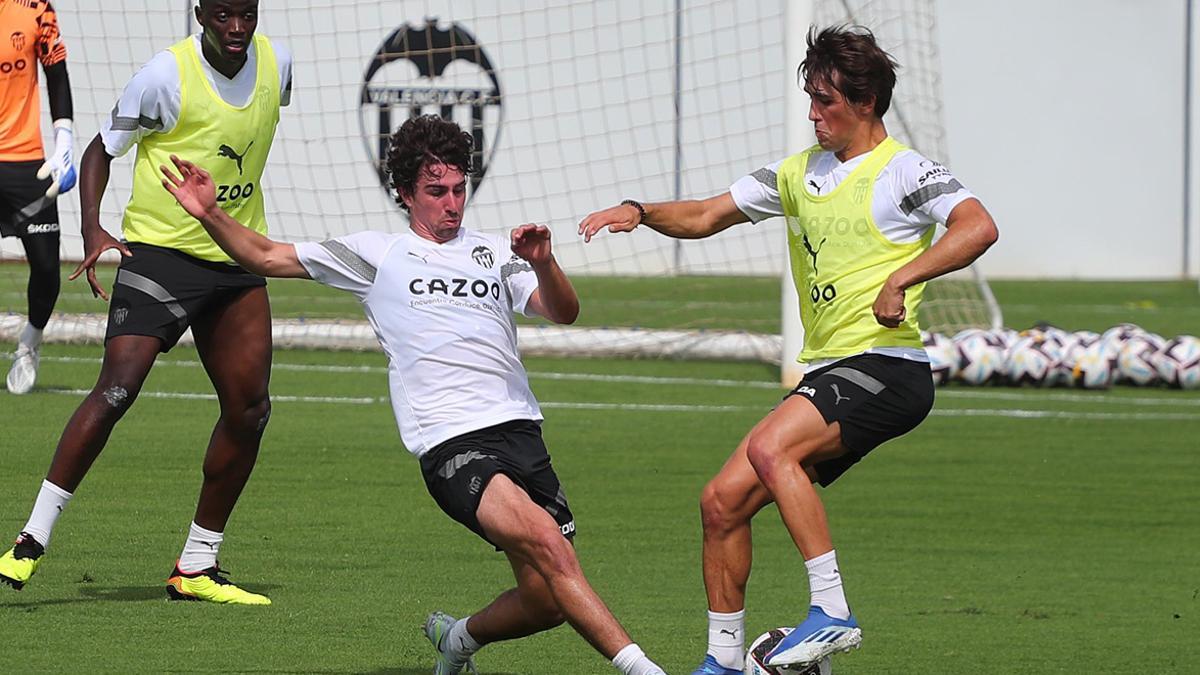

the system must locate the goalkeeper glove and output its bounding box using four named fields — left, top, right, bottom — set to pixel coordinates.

left=37, top=119, right=77, bottom=199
